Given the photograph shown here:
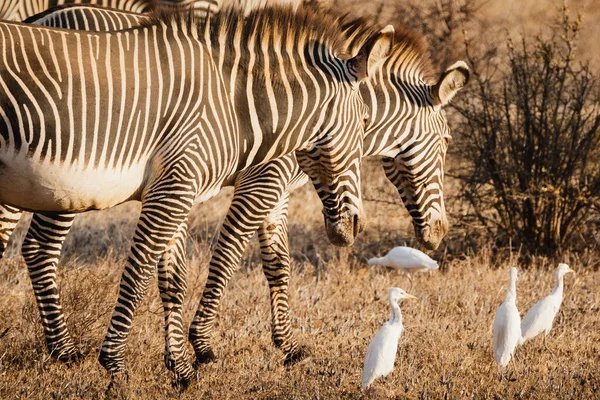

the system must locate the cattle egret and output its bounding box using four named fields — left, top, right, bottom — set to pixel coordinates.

left=520, top=263, right=575, bottom=345
left=492, top=267, right=521, bottom=367
left=368, top=246, right=438, bottom=284
left=361, top=287, right=418, bottom=389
